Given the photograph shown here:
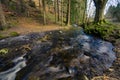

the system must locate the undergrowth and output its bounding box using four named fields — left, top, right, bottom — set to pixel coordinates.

left=84, top=22, right=120, bottom=40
